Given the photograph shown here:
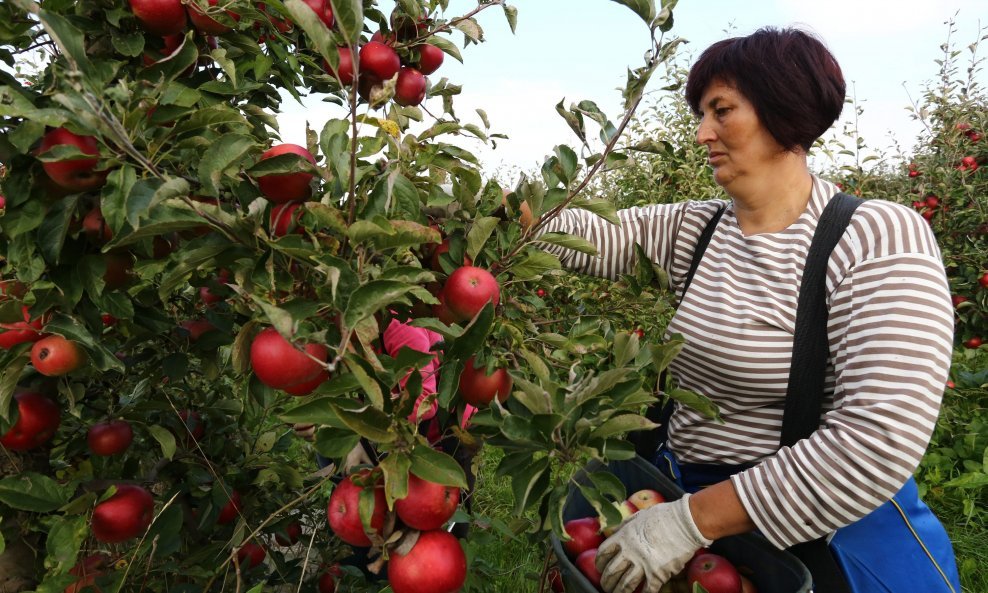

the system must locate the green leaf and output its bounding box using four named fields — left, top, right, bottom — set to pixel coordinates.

left=502, top=4, right=518, bottom=33
left=571, top=198, right=620, bottom=225
left=36, top=195, right=76, bottom=265
left=328, top=0, right=363, bottom=44
left=46, top=515, right=88, bottom=574
left=590, top=413, right=657, bottom=440
left=427, top=35, right=463, bottom=64
left=508, top=250, right=561, bottom=280
left=343, top=280, right=419, bottom=329
left=555, top=99, right=586, bottom=144
left=465, top=216, right=498, bottom=262
left=649, top=334, right=685, bottom=374
left=534, top=232, right=598, bottom=256
left=511, top=457, right=550, bottom=515
left=331, top=403, right=395, bottom=443
left=613, top=332, right=640, bottom=367
left=285, top=0, right=337, bottom=68
left=446, top=302, right=495, bottom=361
left=379, top=452, right=412, bottom=508
left=410, top=444, right=468, bottom=489
left=667, top=387, right=721, bottom=422
left=314, top=427, right=360, bottom=458
left=147, top=424, right=177, bottom=460
left=510, top=377, right=551, bottom=416
left=553, top=145, right=579, bottom=184
left=0, top=472, right=72, bottom=512
left=37, top=8, right=92, bottom=78
left=345, top=354, right=385, bottom=410
left=608, top=0, right=656, bottom=26
left=197, top=134, right=255, bottom=196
